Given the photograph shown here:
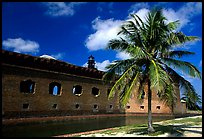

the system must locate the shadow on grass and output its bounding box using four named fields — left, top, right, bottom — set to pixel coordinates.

left=126, top=124, right=202, bottom=137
